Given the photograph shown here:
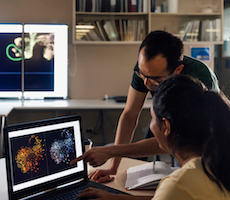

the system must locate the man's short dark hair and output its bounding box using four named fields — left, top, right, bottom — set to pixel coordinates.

left=139, top=31, right=184, bottom=72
